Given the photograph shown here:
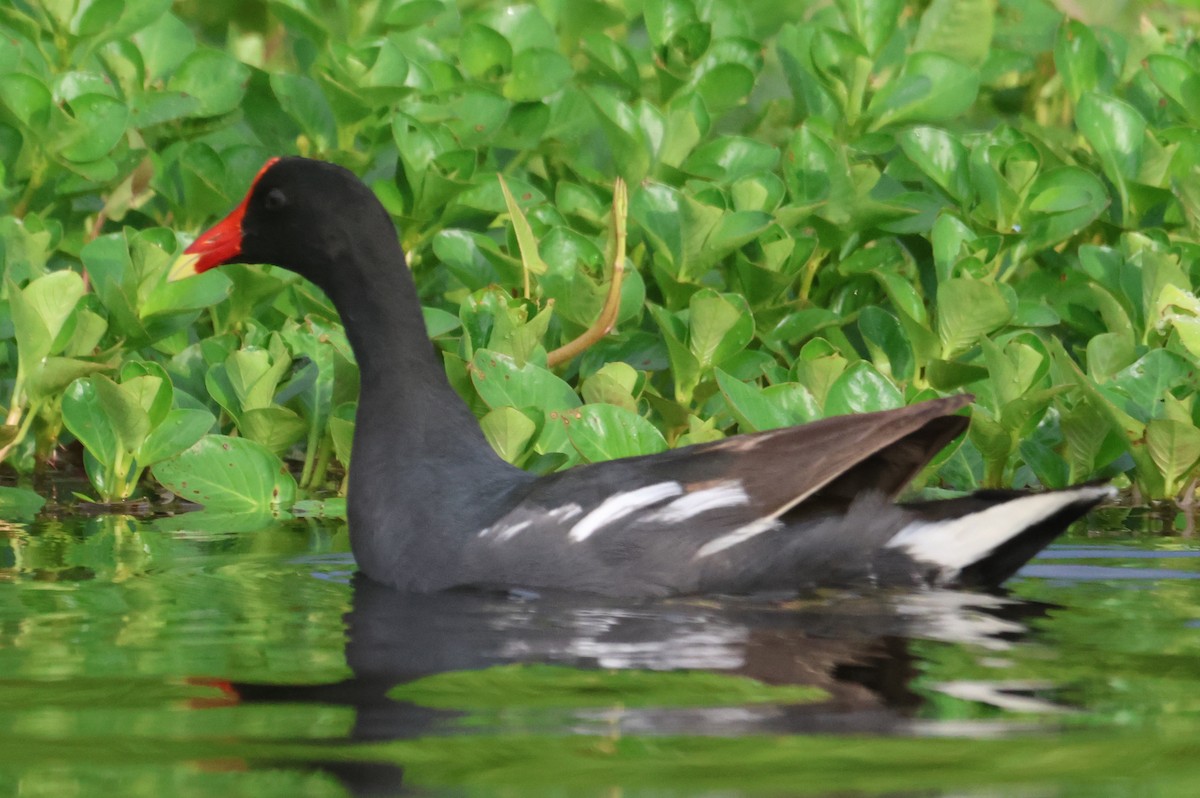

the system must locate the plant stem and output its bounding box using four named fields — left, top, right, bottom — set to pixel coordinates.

left=0, top=399, right=38, bottom=464
left=309, top=436, right=333, bottom=491
left=547, top=178, right=628, bottom=367
left=799, top=252, right=826, bottom=304
left=299, top=417, right=321, bottom=488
